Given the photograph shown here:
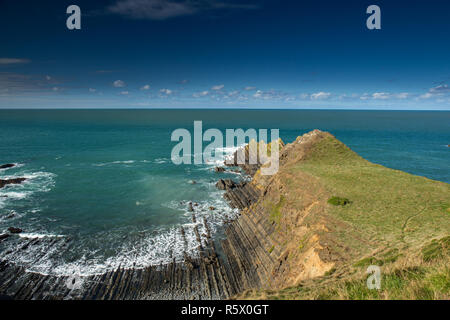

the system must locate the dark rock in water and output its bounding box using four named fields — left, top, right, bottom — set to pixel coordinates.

left=0, top=164, right=15, bottom=169
left=0, top=178, right=26, bottom=189
left=6, top=213, right=15, bottom=219
left=188, top=180, right=197, bottom=184
left=214, top=167, right=226, bottom=173
left=8, top=227, right=22, bottom=234
left=188, top=202, right=194, bottom=212
left=0, top=234, right=9, bottom=241
left=209, top=206, right=216, bottom=211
